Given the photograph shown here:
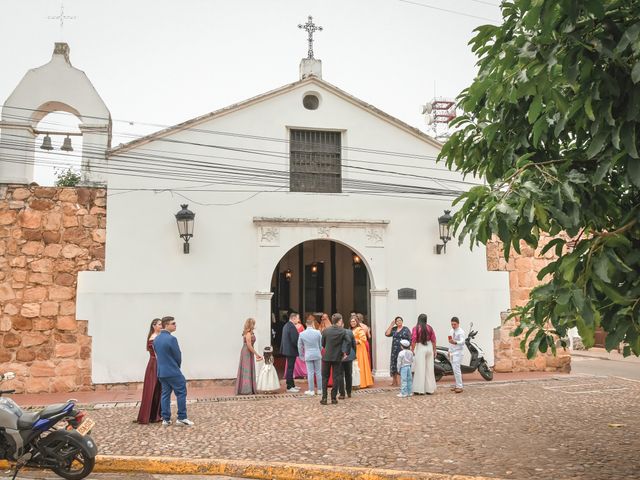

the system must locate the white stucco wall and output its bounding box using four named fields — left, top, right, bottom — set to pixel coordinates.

left=76, top=78, right=509, bottom=384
